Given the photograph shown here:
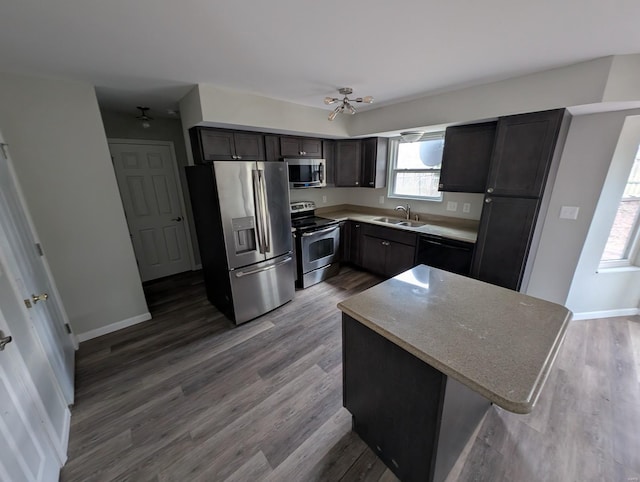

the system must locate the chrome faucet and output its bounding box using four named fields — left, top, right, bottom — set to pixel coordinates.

left=395, top=203, right=411, bottom=220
